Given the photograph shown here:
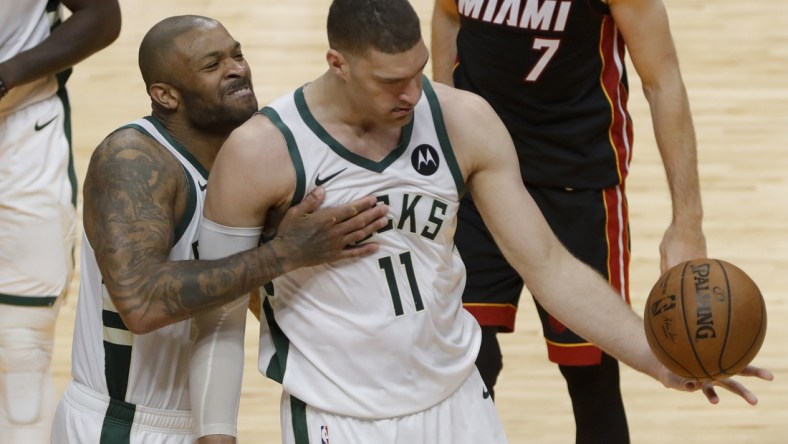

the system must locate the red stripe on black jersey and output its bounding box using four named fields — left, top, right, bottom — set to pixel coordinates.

left=603, top=184, right=631, bottom=304
left=598, top=15, right=634, bottom=185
